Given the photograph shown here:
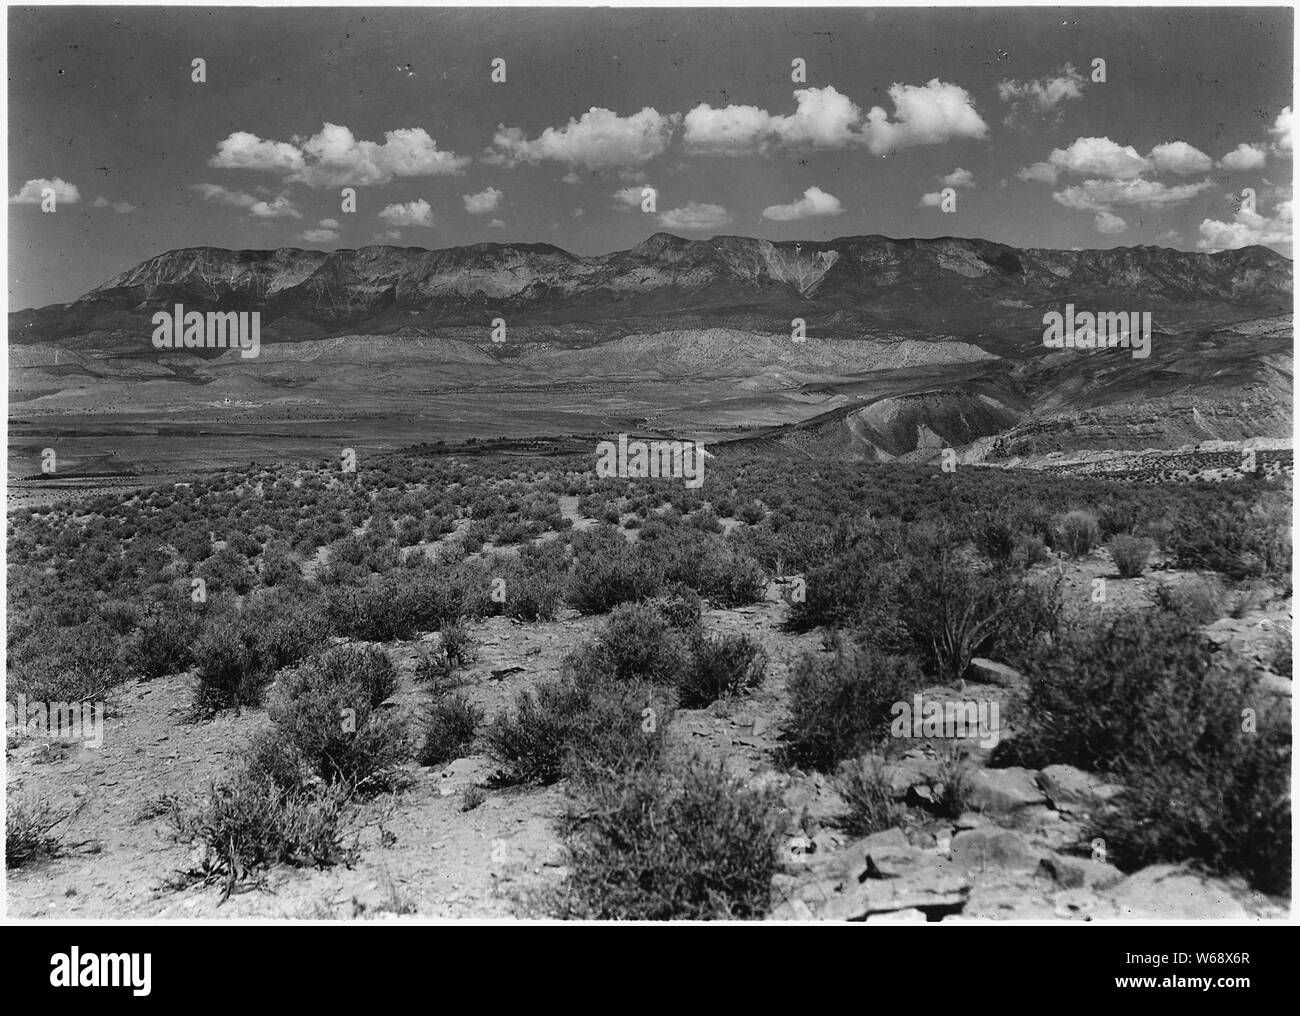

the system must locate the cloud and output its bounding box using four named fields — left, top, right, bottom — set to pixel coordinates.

left=488, top=219, right=505, bottom=229
left=918, top=191, right=946, bottom=208
left=318, top=217, right=341, bottom=230
left=762, top=186, right=843, bottom=221
left=940, top=167, right=975, bottom=188
left=208, top=132, right=305, bottom=174
left=613, top=185, right=655, bottom=210
left=10, top=177, right=80, bottom=205
left=378, top=198, right=434, bottom=228
left=1094, top=211, right=1127, bottom=234
left=656, top=201, right=732, bottom=231
left=1053, top=177, right=1214, bottom=212
left=463, top=186, right=503, bottom=214
left=248, top=195, right=302, bottom=219
left=1270, top=106, right=1292, bottom=154
left=301, top=227, right=339, bottom=243
left=191, top=183, right=300, bottom=218
left=1016, top=162, right=1059, bottom=185
left=92, top=196, right=136, bottom=213
left=1197, top=197, right=1292, bottom=251
left=860, top=79, right=988, bottom=155
left=487, top=107, right=678, bottom=169
left=209, top=123, right=468, bottom=187
left=683, top=80, right=986, bottom=156
left=1218, top=143, right=1268, bottom=171
left=1148, top=140, right=1213, bottom=176
left=1046, top=137, right=1152, bottom=179
left=998, top=64, right=1087, bottom=126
